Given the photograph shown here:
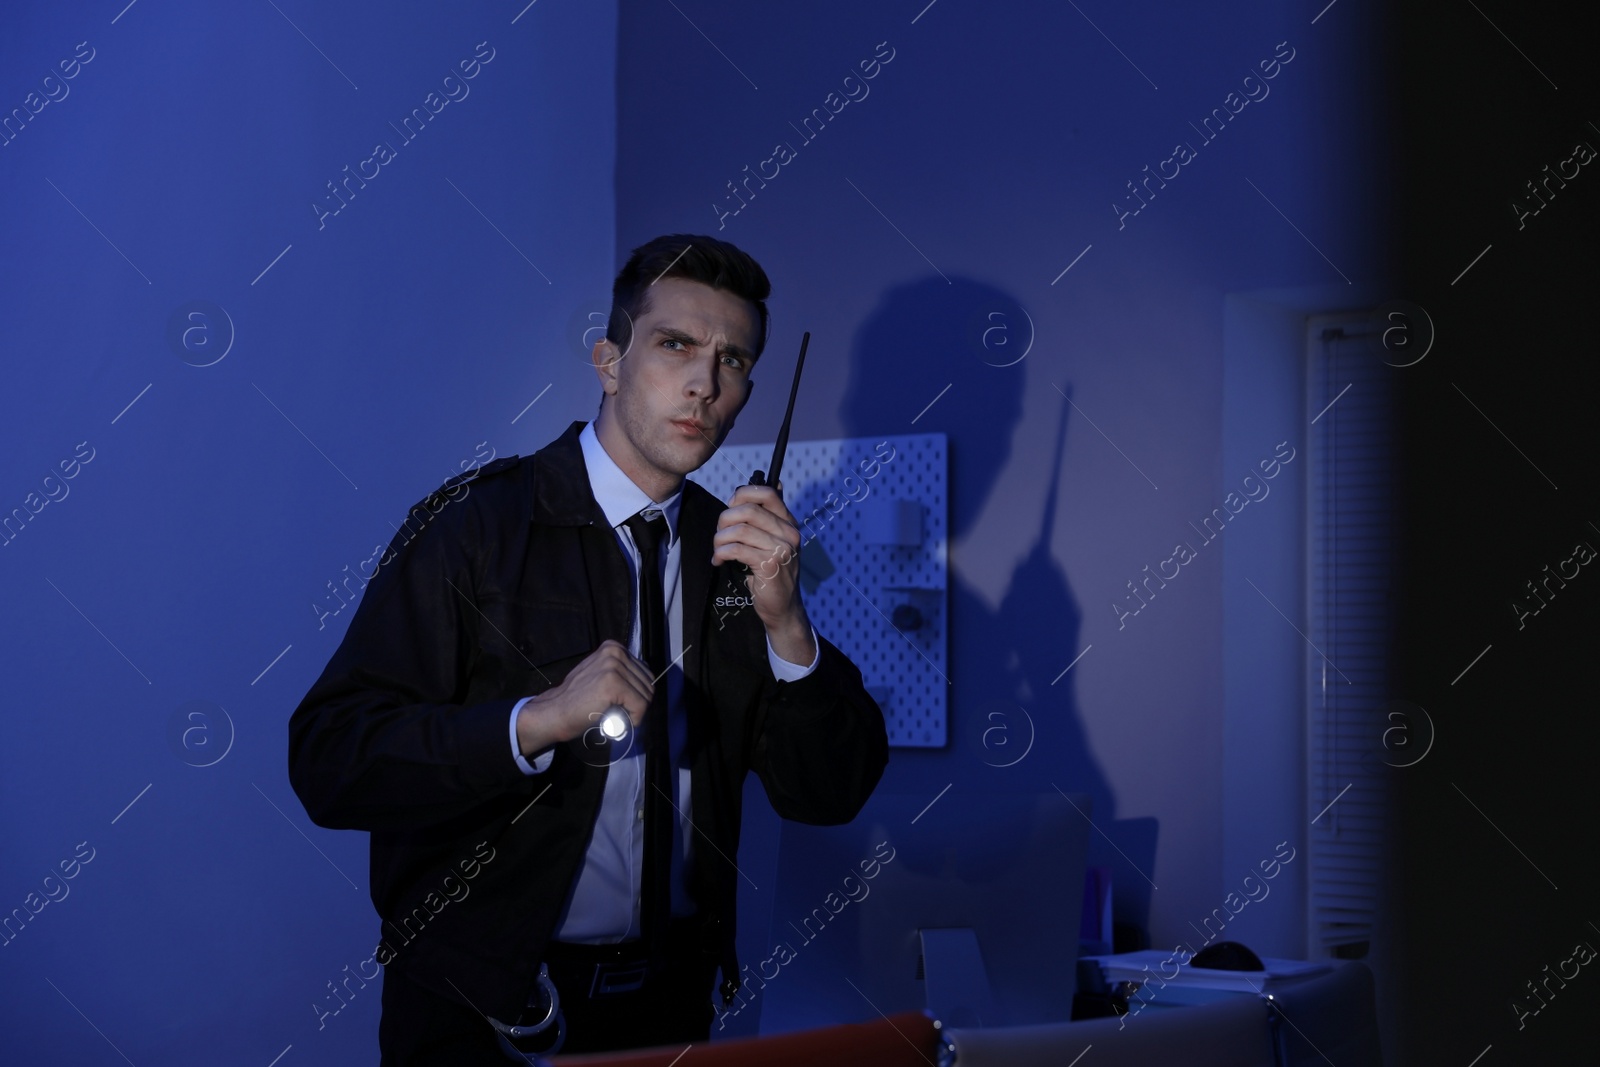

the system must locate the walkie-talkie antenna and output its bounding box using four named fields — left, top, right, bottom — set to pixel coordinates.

left=751, top=331, right=809, bottom=494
